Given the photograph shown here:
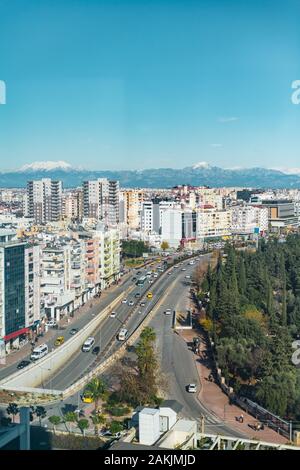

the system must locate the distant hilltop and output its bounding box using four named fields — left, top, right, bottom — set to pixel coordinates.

left=1, top=161, right=300, bottom=189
